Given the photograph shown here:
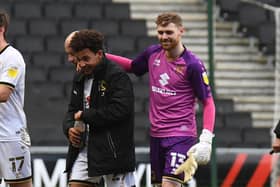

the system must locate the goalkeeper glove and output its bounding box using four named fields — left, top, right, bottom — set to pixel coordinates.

left=187, top=129, right=214, bottom=165
left=174, top=153, right=197, bottom=183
